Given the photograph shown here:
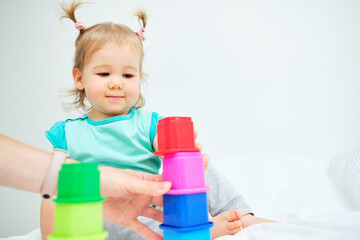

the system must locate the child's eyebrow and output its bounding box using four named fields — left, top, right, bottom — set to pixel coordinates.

left=92, top=64, right=138, bottom=71
left=93, top=64, right=112, bottom=70
left=123, top=65, right=139, bottom=71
